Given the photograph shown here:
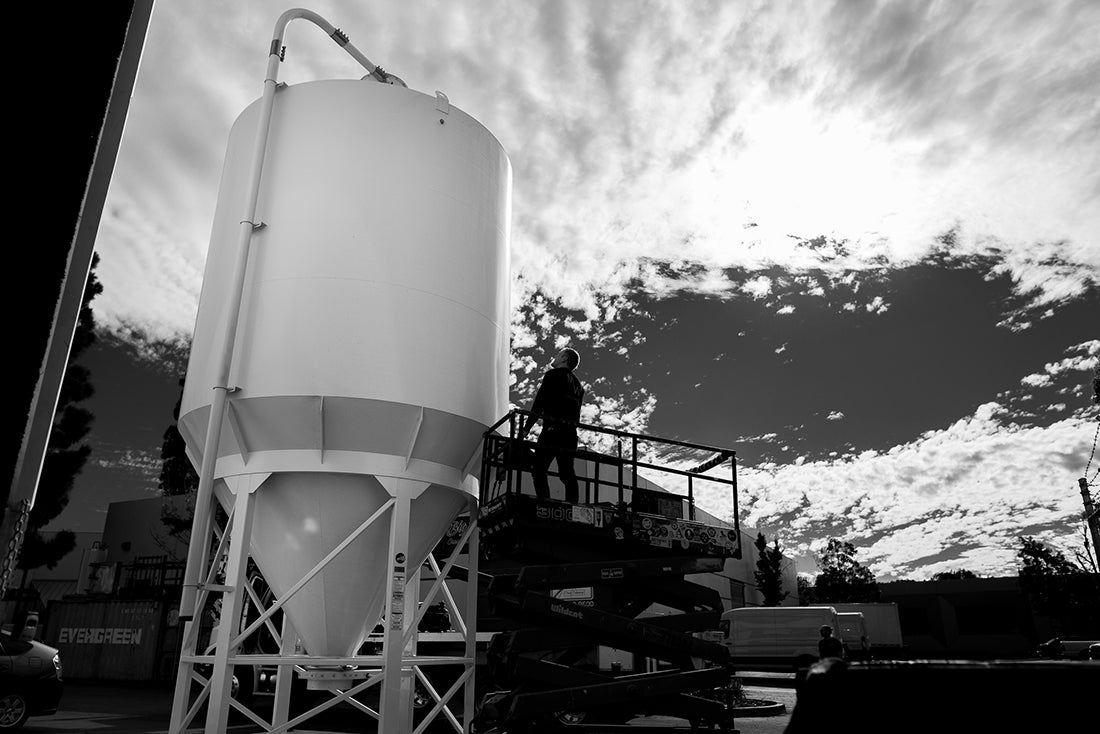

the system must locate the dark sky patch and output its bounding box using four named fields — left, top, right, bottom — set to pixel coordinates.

left=45, top=335, right=187, bottom=532
left=623, top=260, right=1097, bottom=465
